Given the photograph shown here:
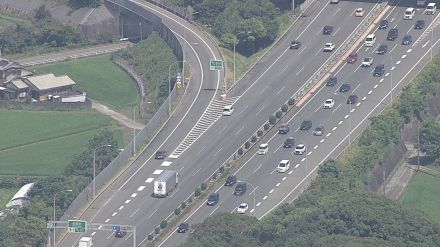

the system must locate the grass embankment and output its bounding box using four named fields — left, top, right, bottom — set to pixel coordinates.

left=400, top=169, right=440, bottom=225
left=0, top=14, right=31, bottom=32
left=0, top=110, right=124, bottom=176
left=0, top=188, right=17, bottom=210
left=33, top=55, right=140, bottom=117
